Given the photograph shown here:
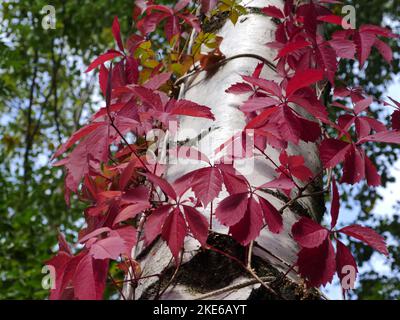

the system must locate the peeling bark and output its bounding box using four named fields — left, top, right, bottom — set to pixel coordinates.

left=125, top=0, right=325, bottom=300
